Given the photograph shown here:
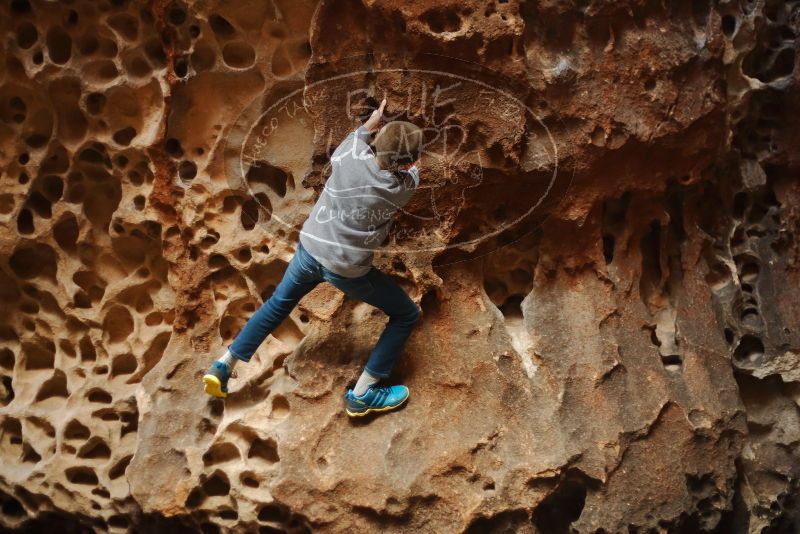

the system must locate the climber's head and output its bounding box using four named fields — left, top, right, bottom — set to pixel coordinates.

left=373, top=121, right=423, bottom=172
